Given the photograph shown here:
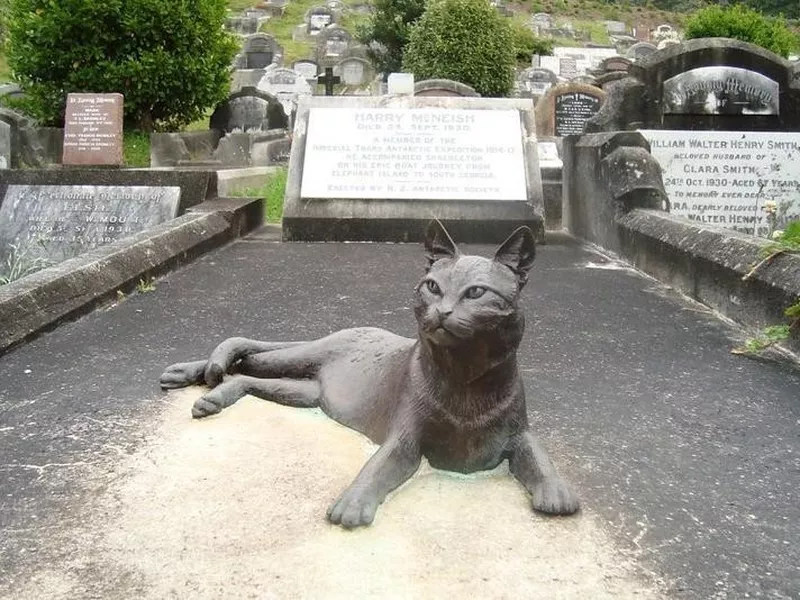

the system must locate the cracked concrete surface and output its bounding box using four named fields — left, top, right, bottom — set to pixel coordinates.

left=9, top=388, right=665, bottom=599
